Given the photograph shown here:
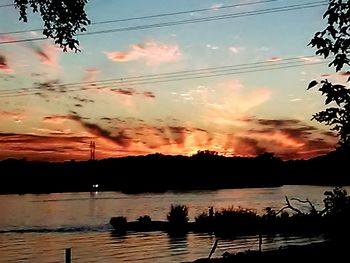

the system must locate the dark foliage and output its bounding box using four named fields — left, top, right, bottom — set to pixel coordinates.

left=167, top=204, right=189, bottom=225
left=109, top=187, right=350, bottom=239
left=137, top=215, right=152, bottom=224
left=309, top=0, right=350, bottom=72
left=308, top=0, right=350, bottom=150
left=14, top=0, right=90, bottom=51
